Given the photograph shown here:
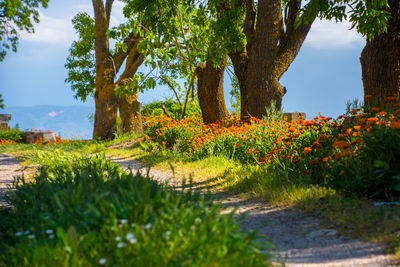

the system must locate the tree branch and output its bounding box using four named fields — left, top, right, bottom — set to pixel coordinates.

left=243, top=0, right=256, bottom=46
left=115, top=46, right=145, bottom=86
left=160, top=76, right=182, bottom=105
left=105, top=0, right=114, bottom=24
left=275, top=0, right=315, bottom=79
left=113, top=32, right=144, bottom=74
